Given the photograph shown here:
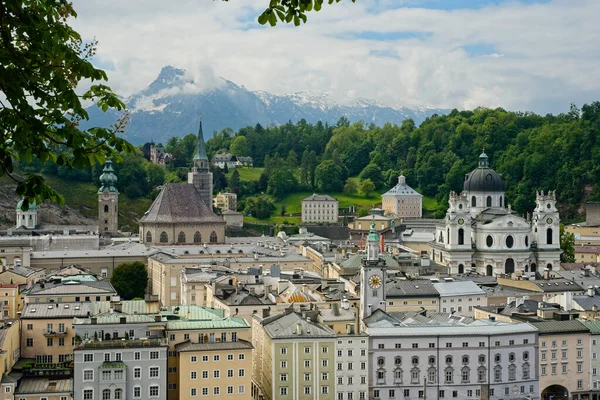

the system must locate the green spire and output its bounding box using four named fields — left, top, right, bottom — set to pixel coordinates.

left=193, top=116, right=208, bottom=170
left=478, top=150, right=489, bottom=168
left=368, top=214, right=379, bottom=242
left=98, top=160, right=118, bottom=194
